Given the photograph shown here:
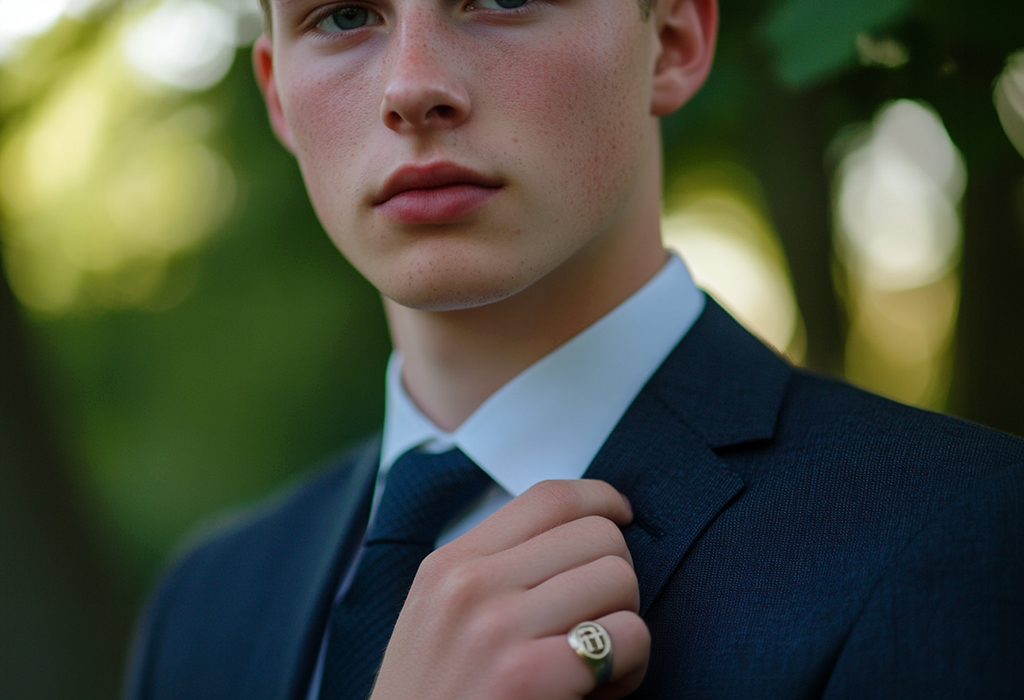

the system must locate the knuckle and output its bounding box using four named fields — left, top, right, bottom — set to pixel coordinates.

left=416, top=546, right=453, bottom=584
left=604, top=553, right=637, bottom=583
left=528, top=480, right=582, bottom=513
left=436, top=558, right=489, bottom=609
left=596, top=555, right=639, bottom=609
left=418, top=546, right=446, bottom=572
left=583, top=515, right=627, bottom=548
left=585, top=478, right=623, bottom=504
left=463, top=599, right=517, bottom=651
